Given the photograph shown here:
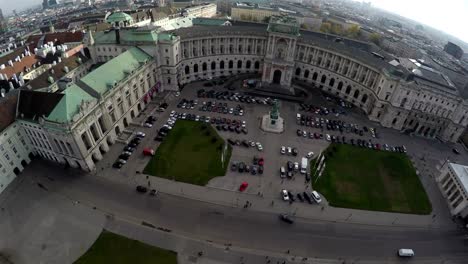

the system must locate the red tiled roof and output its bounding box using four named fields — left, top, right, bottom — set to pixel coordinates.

left=0, top=47, right=39, bottom=79
left=44, top=31, right=84, bottom=44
